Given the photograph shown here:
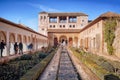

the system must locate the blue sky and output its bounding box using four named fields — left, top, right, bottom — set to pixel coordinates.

left=0, top=0, right=120, bottom=31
